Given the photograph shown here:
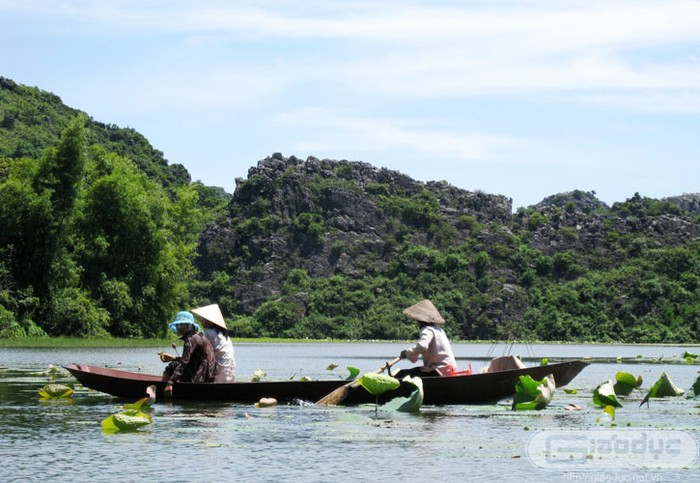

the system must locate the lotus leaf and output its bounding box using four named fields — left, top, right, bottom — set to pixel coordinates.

left=690, top=373, right=700, bottom=399
left=603, top=405, right=616, bottom=420
left=512, top=374, right=555, bottom=410
left=326, top=363, right=339, bottom=370
left=358, top=373, right=400, bottom=396
left=124, top=385, right=156, bottom=410
left=102, top=411, right=152, bottom=433
left=639, top=372, right=685, bottom=407
left=592, top=380, right=622, bottom=408
left=346, top=366, right=360, bottom=380
left=39, top=384, right=74, bottom=399
left=381, top=376, right=424, bottom=413
left=251, top=369, right=267, bottom=382
left=613, top=372, right=643, bottom=396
